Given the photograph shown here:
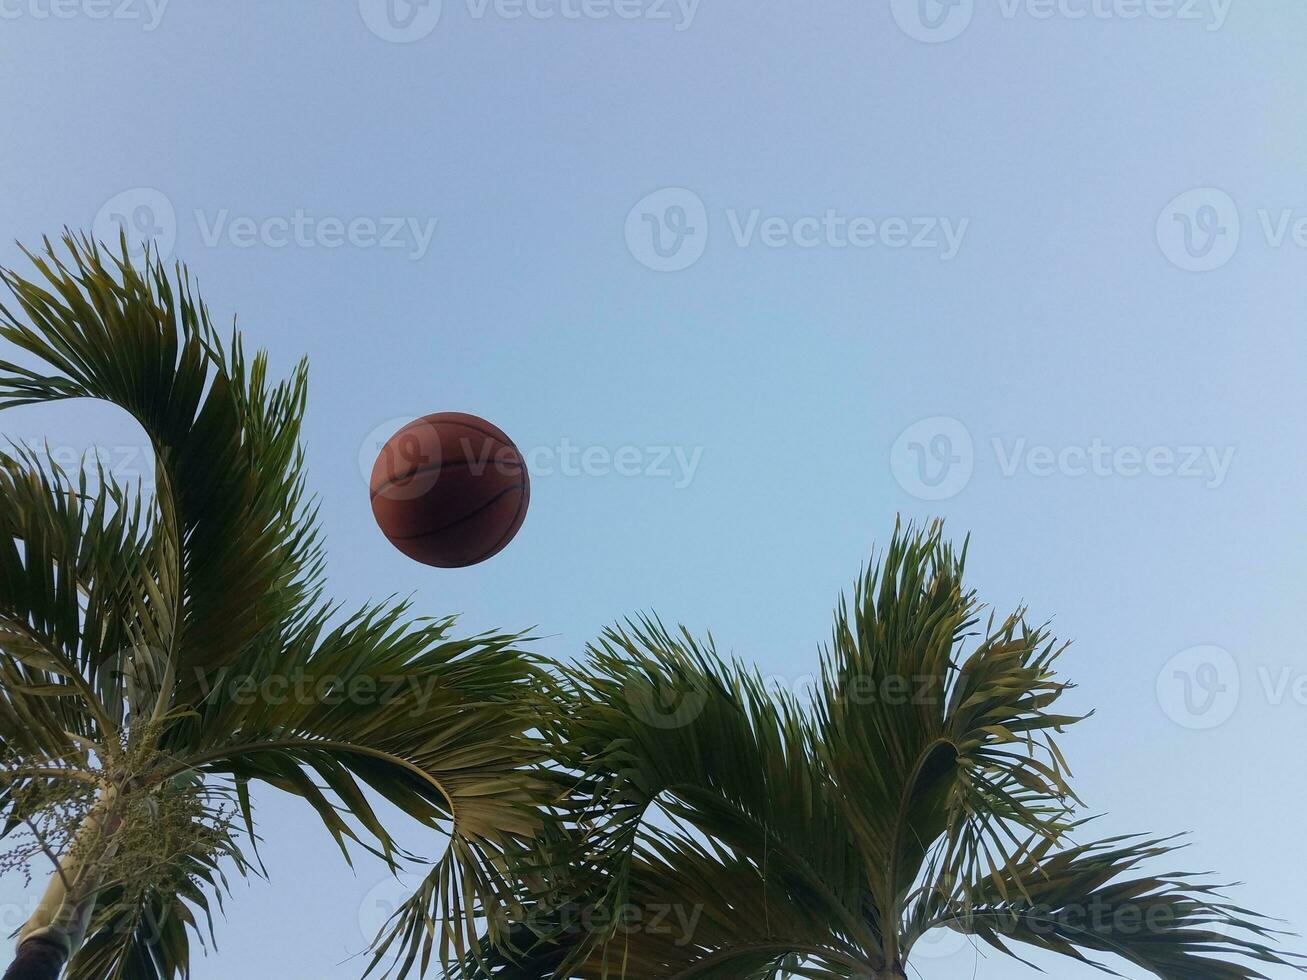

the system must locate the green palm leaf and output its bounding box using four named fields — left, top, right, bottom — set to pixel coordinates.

left=0, top=234, right=548, bottom=978
left=473, top=522, right=1298, bottom=980
left=928, top=833, right=1295, bottom=979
